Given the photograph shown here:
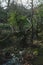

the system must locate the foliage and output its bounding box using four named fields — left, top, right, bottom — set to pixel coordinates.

left=0, top=7, right=7, bottom=23
left=8, top=10, right=30, bottom=31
